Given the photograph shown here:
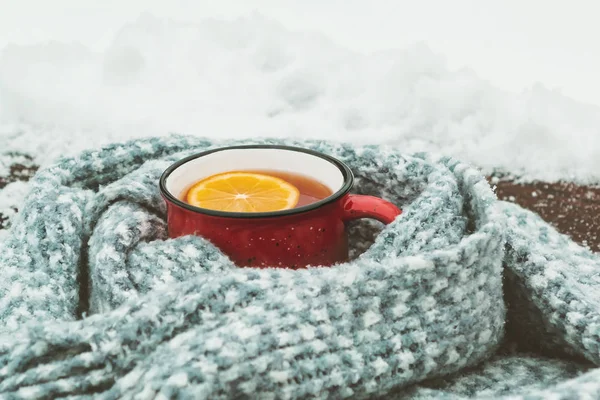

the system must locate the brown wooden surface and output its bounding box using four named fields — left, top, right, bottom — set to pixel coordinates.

left=493, top=179, right=600, bottom=252
left=1, top=154, right=599, bottom=253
